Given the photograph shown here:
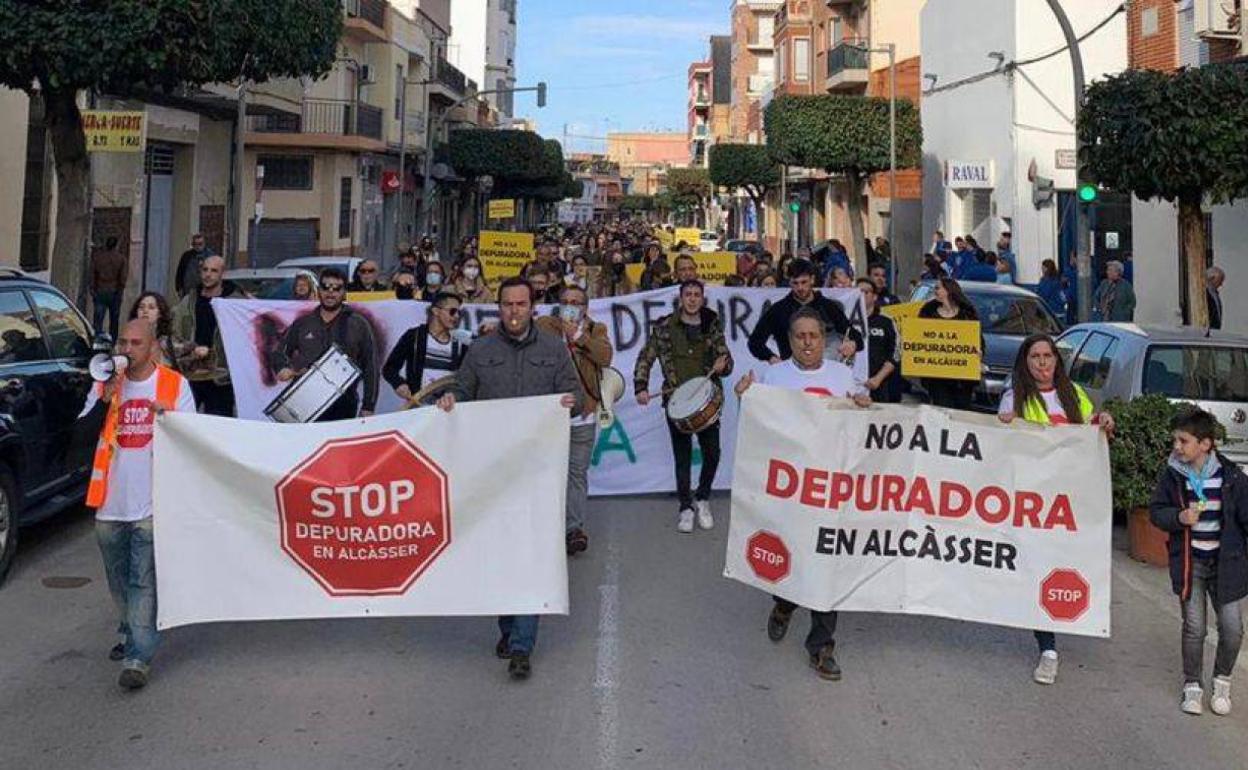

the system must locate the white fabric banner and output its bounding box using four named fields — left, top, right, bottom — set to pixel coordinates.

left=214, top=287, right=868, bottom=497
left=152, top=397, right=570, bottom=629
left=724, top=389, right=1112, bottom=637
